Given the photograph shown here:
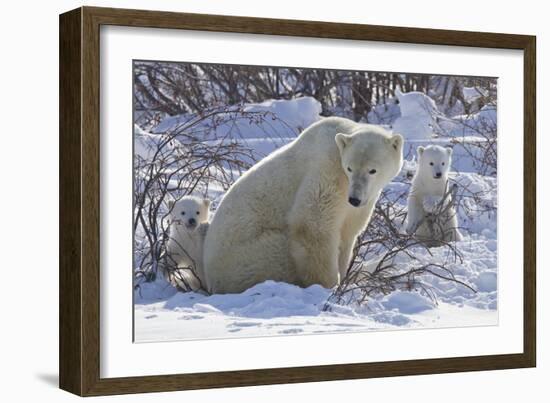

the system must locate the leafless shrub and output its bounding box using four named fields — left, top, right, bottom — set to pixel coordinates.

left=324, top=178, right=475, bottom=311
left=407, top=183, right=463, bottom=244
left=134, top=60, right=496, bottom=127
left=133, top=106, right=294, bottom=291
left=434, top=96, right=497, bottom=177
